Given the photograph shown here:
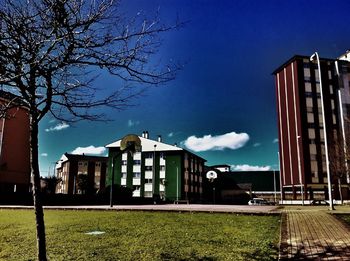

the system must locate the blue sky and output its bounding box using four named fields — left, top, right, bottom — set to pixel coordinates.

left=38, top=0, right=350, bottom=176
